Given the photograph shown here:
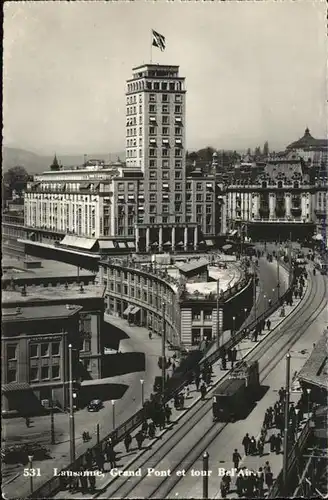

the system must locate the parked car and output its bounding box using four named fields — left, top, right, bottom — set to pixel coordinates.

left=87, top=399, right=103, bottom=412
